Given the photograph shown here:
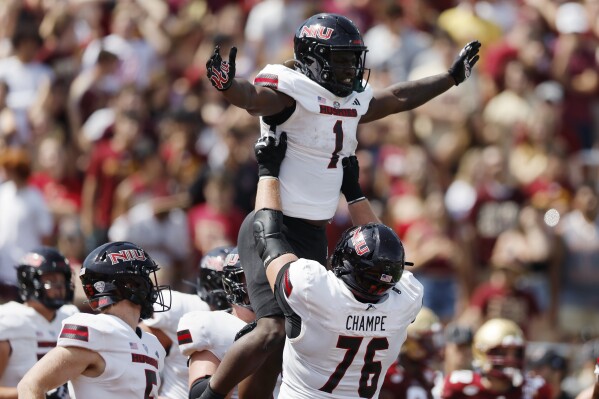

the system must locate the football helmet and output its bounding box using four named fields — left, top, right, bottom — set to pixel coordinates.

left=16, top=247, right=74, bottom=309
left=80, top=241, right=170, bottom=319
left=197, top=246, right=233, bottom=310
left=294, top=13, right=369, bottom=97
left=221, top=247, right=251, bottom=309
left=472, top=318, right=525, bottom=384
left=402, top=307, right=443, bottom=362
left=332, top=223, right=410, bottom=301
